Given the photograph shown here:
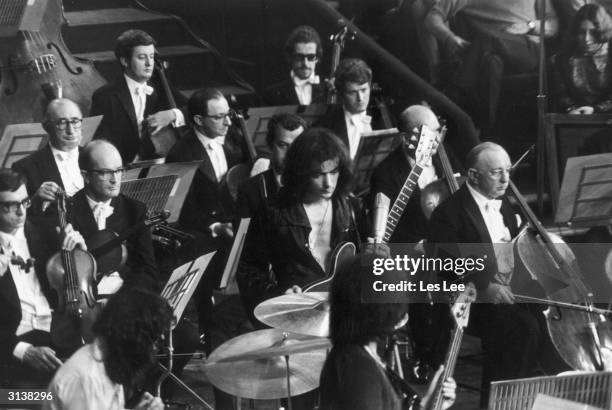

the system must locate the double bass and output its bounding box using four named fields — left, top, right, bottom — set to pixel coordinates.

left=0, top=0, right=106, bottom=135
